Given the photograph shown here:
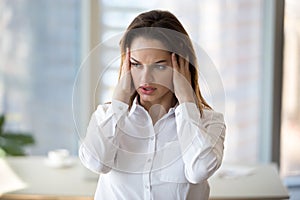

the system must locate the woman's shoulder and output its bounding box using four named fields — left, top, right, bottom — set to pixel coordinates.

left=95, top=100, right=129, bottom=115
left=95, top=102, right=111, bottom=113
left=201, top=109, right=225, bottom=124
